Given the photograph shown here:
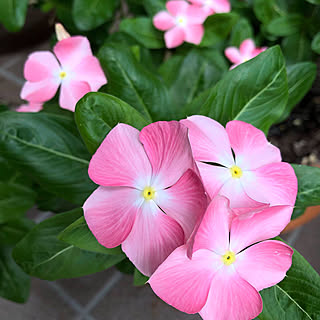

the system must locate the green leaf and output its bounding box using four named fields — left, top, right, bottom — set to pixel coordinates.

left=143, top=0, right=166, bottom=16
left=253, top=0, right=280, bottom=25
left=13, top=208, right=125, bottom=280
left=133, top=268, right=149, bottom=286
left=0, top=112, right=96, bottom=205
left=201, top=13, right=239, bottom=47
left=198, top=46, right=288, bottom=133
left=59, top=216, right=123, bottom=255
left=75, top=92, right=149, bottom=154
left=230, top=18, right=253, bottom=47
left=72, top=0, right=119, bottom=31
left=119, top=17, right=165, bottom=49
left=267, top=14, right=304, bottom=37
left=98, top=43, right=171, bottom=121
left=0, top=0, right=28, bottom=32
left=312, top=31, right=320, bottom=54
left=305, top=0, right=320, bottom=4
